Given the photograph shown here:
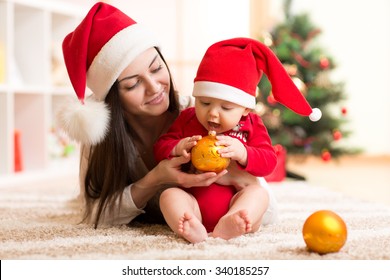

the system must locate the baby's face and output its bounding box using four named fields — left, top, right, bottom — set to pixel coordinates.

left=194, top=97, right=250, bottom=134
